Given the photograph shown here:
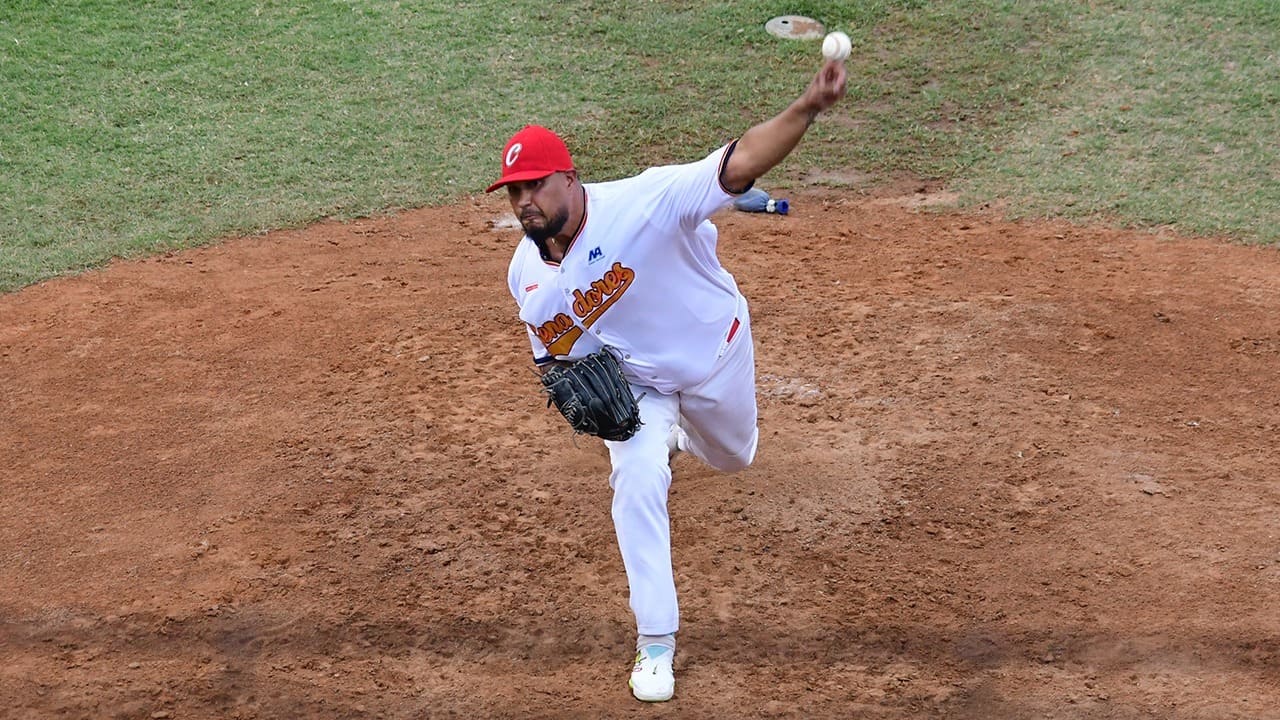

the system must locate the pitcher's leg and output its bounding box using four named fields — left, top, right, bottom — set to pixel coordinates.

left=679, top=316, right=759, bottom=472
left=605, top=390, right=681, bottom=635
